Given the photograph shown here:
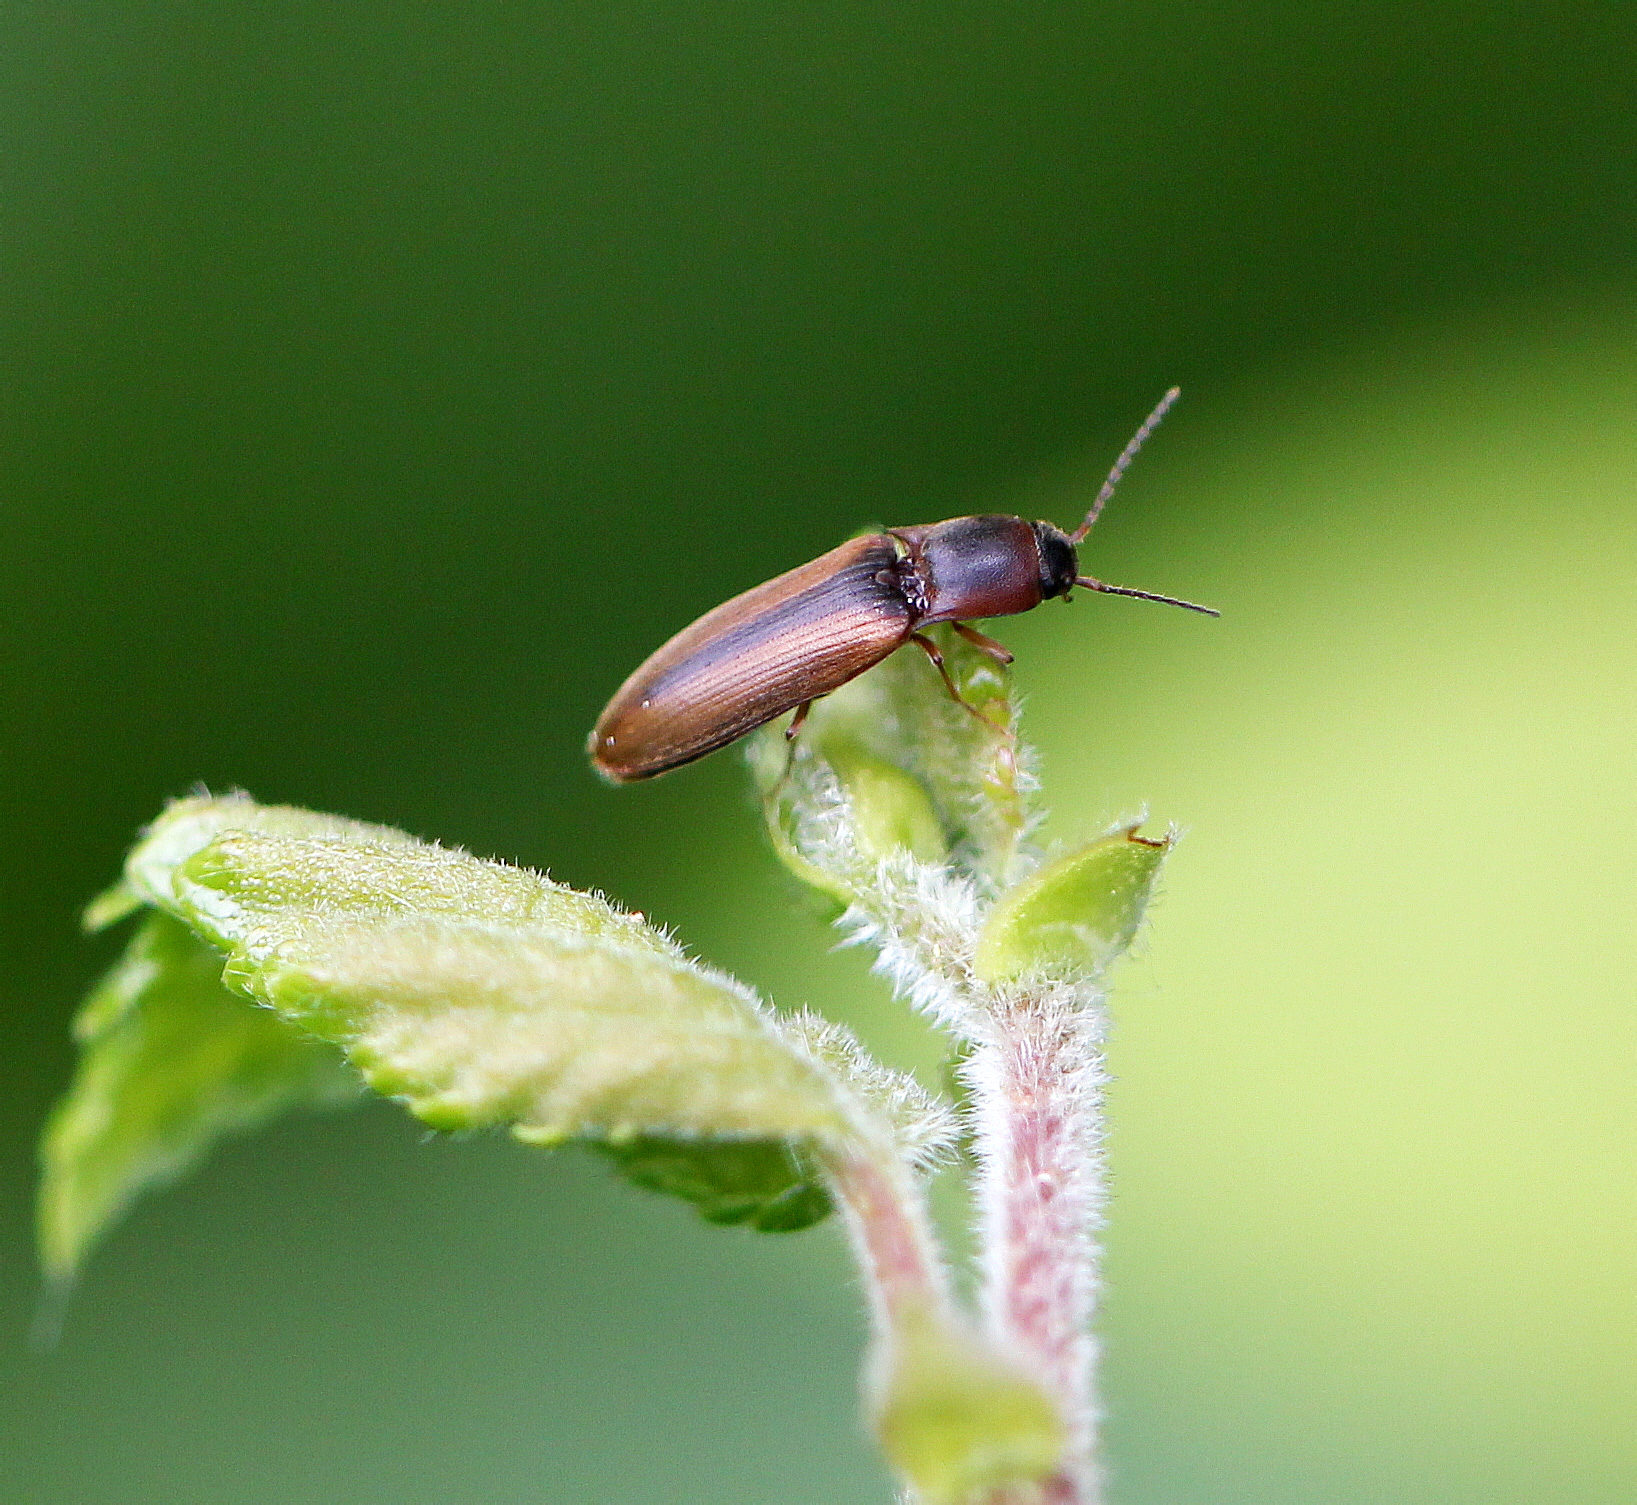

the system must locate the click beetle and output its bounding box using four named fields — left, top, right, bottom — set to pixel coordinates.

left=589, top=388, right=1216, bottom=783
